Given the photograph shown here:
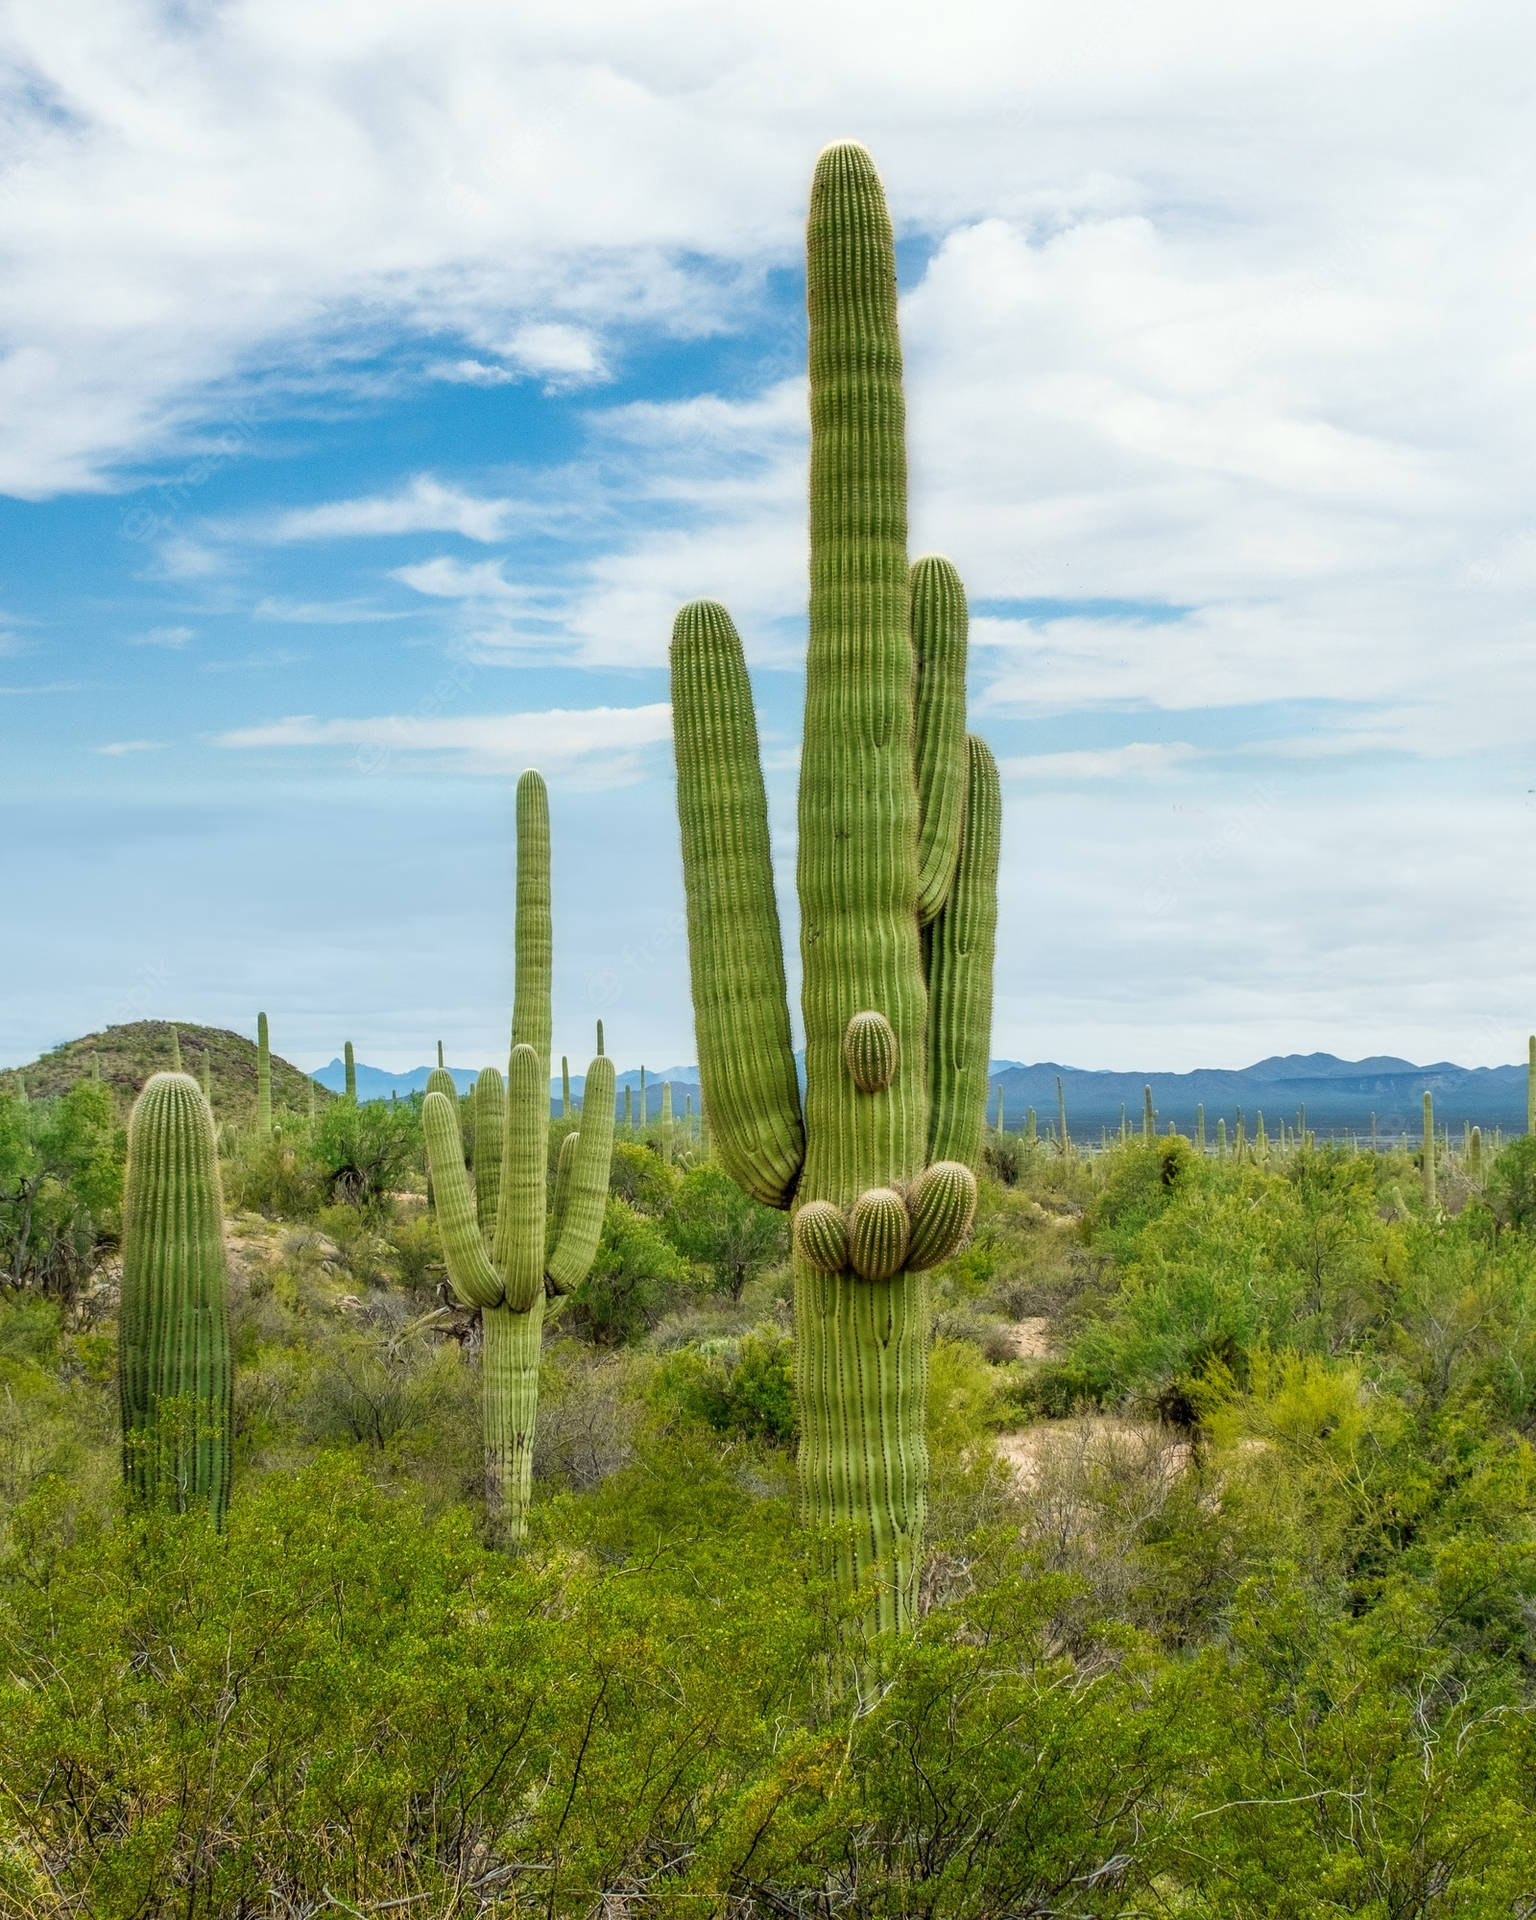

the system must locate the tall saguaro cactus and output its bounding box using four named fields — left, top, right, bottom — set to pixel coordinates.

left=1423, top=1091, right=1437, bottom=1209
left=256, top=1012, right=272, bottom=1135
left=670, top=144, right=1000, bottom=1635
left=344, top=1041, right=357, bottom=1101
left=421, top=771, right=615, bottom=1543
left=119, top=1072, right=232, bottom=1524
